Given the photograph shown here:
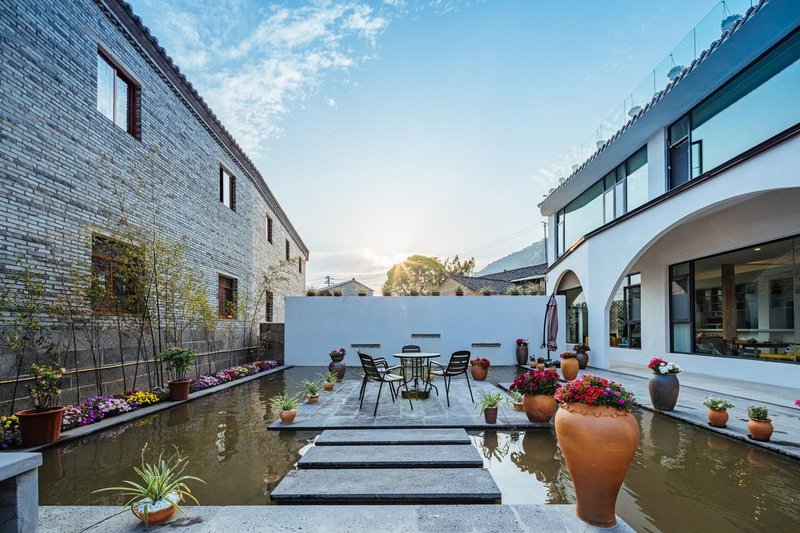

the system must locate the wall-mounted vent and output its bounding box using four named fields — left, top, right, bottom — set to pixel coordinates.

left=351, top=343, right=380, bottom=349
left=411, top=333, right=441, bottom=338
left=471, top=343, right=501, bottom=348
